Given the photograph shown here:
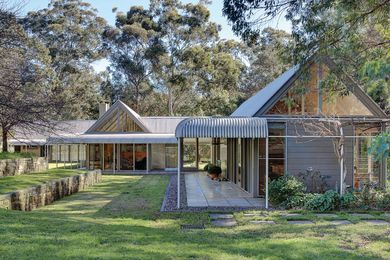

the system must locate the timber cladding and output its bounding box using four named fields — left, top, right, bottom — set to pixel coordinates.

left=0, top=170, right=102, bottom=211
left=0, top=157, right=48, bottom=177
